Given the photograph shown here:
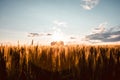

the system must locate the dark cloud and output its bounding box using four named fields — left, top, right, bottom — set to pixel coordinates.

left=46, top=33, right=52, bottom=36
left=103, top=35, right=120, bottom=42
left=70, top=37, right=76, bottom=39
left=28, top=33, right=40, bottom=37
left=28, top=32, right=52, bottom=37
left=85, top=25, right=120, bottom=43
